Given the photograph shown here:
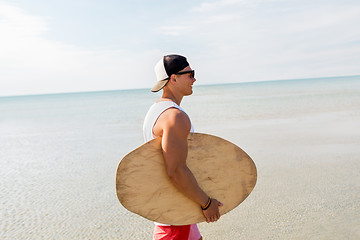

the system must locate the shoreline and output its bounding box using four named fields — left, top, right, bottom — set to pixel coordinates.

left=1, top=77, right=359, bottom=239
